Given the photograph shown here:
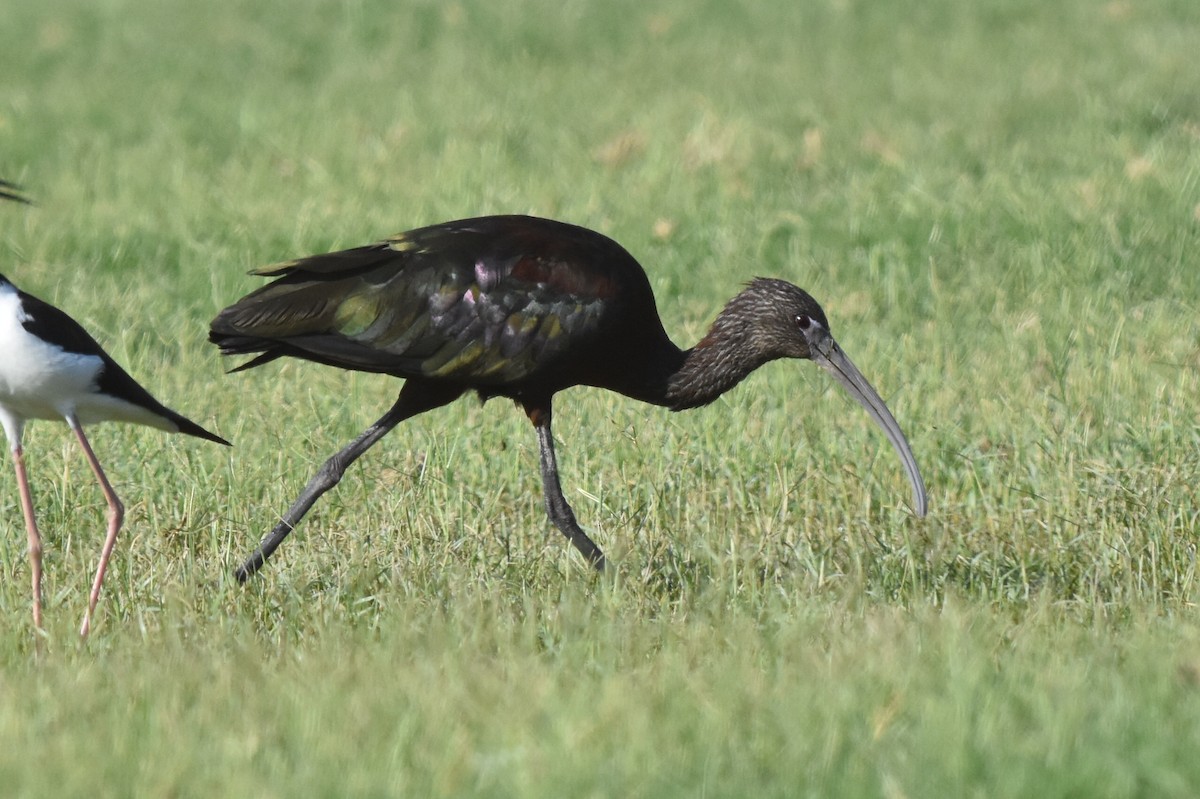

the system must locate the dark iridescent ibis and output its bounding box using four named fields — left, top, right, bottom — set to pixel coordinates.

left=210, top=215, right=927, bottom=580
left=0, top=179, right=31, bottom=205
left=0, top=274, right=229, bottom=637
